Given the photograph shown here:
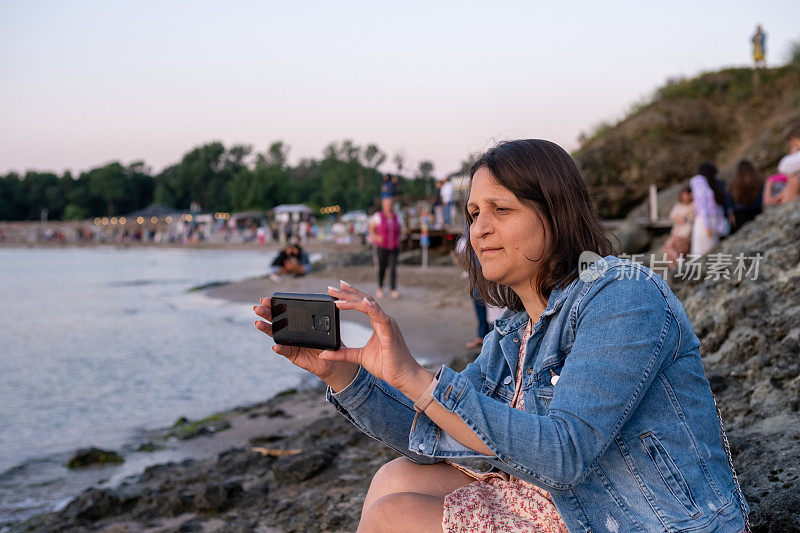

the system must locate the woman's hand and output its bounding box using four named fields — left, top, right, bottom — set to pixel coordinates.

left=253, top=297, right=358, bottom=391
left=323, top=281, right=425, bottom=394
